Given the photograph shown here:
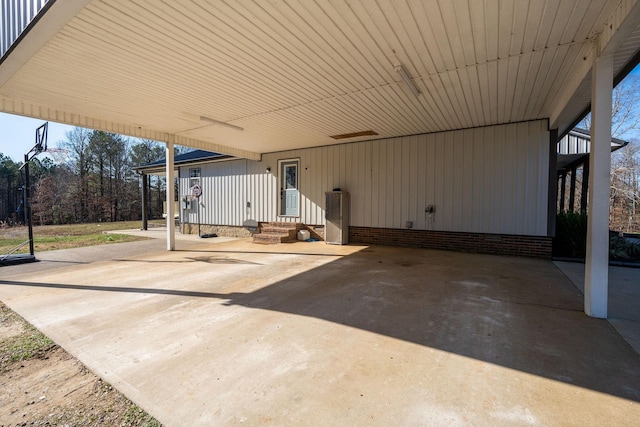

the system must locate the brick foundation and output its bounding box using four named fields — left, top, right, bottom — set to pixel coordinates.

left=349, top=226, right=552, bottom=259
left=181, top=223, right=326, bottom=240
left=182, top=224, right=256, bottom=238
left=255, top=223, right=325, bottom=241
